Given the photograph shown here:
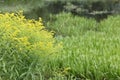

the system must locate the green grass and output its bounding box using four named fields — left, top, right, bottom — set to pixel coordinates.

left=47, top=12, right=97, bottom=36
left=45, top=13, right=120, bottom=80
left=55, top=32, right=120, bottom=80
